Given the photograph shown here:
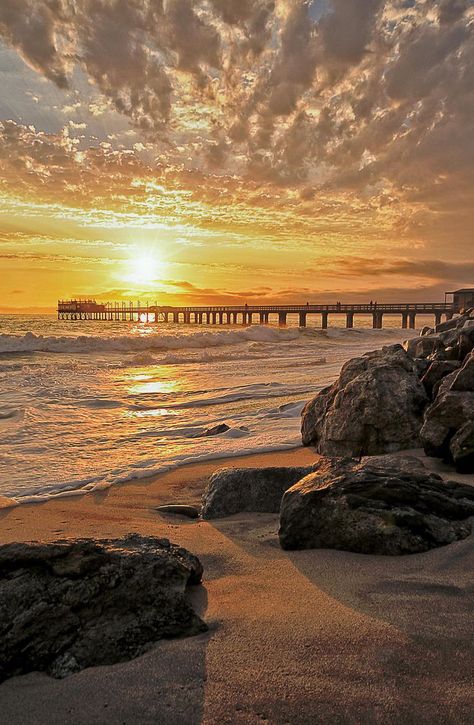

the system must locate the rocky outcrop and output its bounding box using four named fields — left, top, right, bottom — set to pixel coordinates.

left=0, top=534, right=206, bottom=682
left=201, top=465, right=316, bottom=519
left=301, top=310, right=474, bottom=469
left=421, top=353, right=474, bottom=471
left=301, top=345, right=428, bottom=457
left=406, top=309, right=474, bottom=364
left=279, top=457, right=474, bottom=555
